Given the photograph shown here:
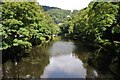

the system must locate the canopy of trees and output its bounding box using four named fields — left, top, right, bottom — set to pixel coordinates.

left=61, top=1, right=120, bottom=48
left=0, top=2, right=59, bottom=51
left=42, top=6, right=71, bottom=24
